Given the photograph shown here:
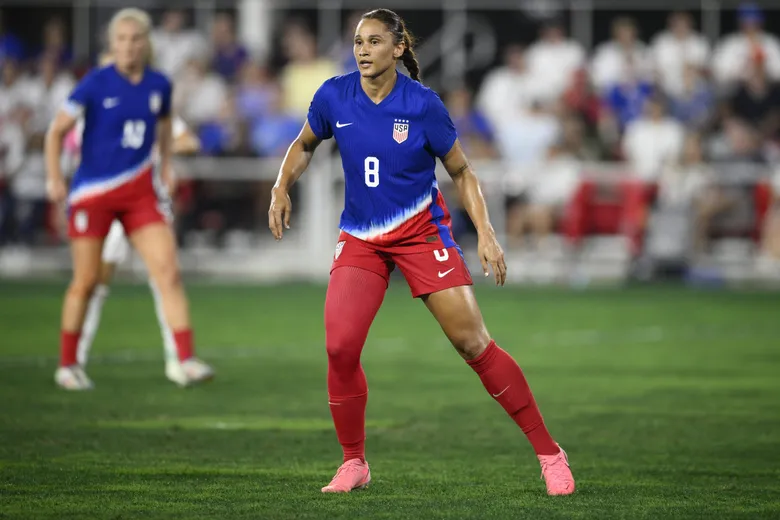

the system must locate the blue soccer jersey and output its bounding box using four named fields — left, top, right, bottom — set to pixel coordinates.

left=307, top=71, right=459, bottom=249
left=63, top=65, right=172, bottom=205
